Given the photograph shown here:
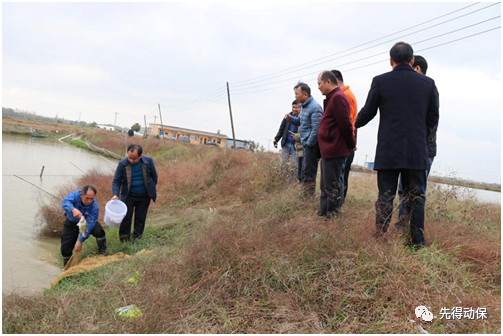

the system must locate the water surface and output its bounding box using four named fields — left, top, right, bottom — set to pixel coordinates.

left=2, top=134, right=117, bottom=294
